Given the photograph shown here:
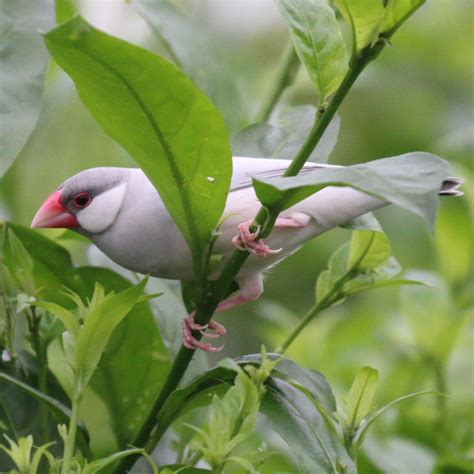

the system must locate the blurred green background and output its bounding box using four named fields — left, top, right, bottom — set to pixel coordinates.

left=1, top=0, right=472, bottom=472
